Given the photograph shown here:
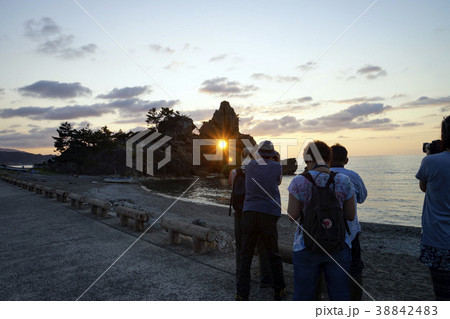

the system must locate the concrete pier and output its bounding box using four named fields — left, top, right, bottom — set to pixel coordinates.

left=0, top=182, right=237, bottom=301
